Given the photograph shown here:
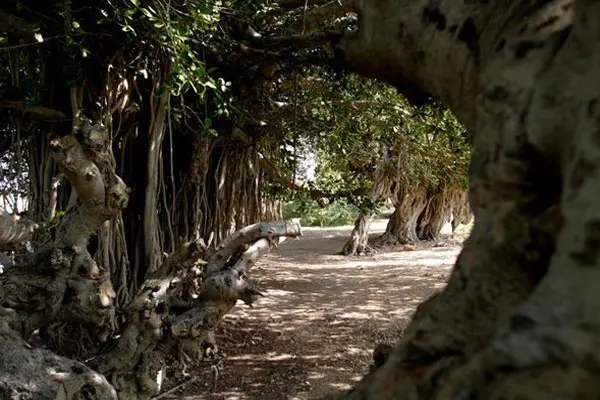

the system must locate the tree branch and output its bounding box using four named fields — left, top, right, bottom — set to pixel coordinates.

left=207, top=221, right=301, bottom=274
left=259, top=156, right=369, bottom=205
left=0, top=208, right=38, bottom=252
left=0, top=100, right=67, bottom=121
left=247, top=30, right=343, bottom=52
